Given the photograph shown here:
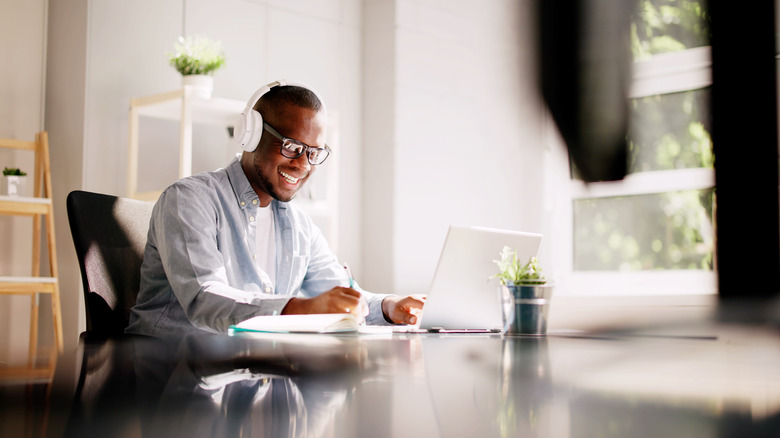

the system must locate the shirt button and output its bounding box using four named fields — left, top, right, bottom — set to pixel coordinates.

left=252, top=199, right=258, bottom=205
left=265, top=286, right=271, bottom=293
left=253, top=254, right=257, bottom=260
left=240, top=201, right=246, bottom=206
left=249, top=216, right=255, bottom=222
